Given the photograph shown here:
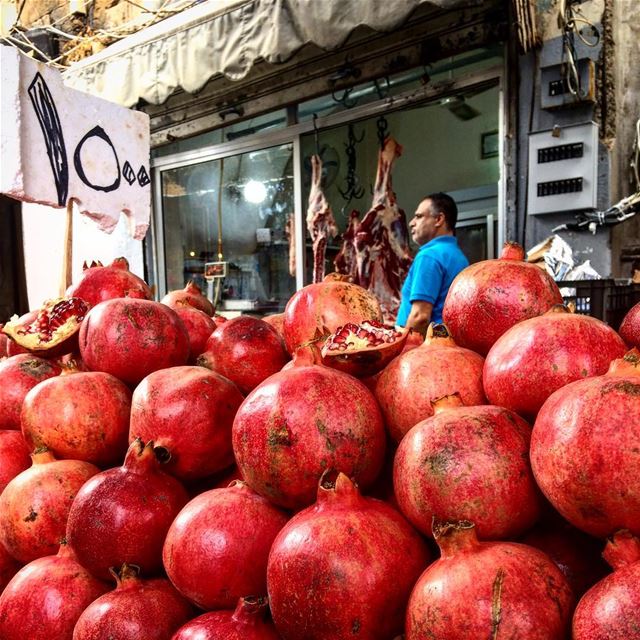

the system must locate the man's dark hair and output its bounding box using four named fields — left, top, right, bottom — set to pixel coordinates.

left=423, top=192, right=458, bottom=230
